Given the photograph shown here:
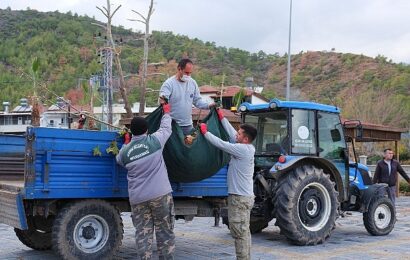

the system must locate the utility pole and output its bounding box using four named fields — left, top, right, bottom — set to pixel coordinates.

left=95, top=0, right=133, bottom=125
left=286, top=0, right=293, bottom=101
